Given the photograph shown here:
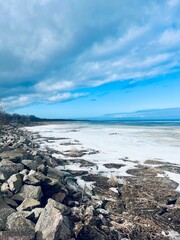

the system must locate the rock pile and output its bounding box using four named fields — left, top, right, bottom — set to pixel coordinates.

left=0, top=125, right=180, bottom=240
left=0, top=126, right=126, bottom=240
